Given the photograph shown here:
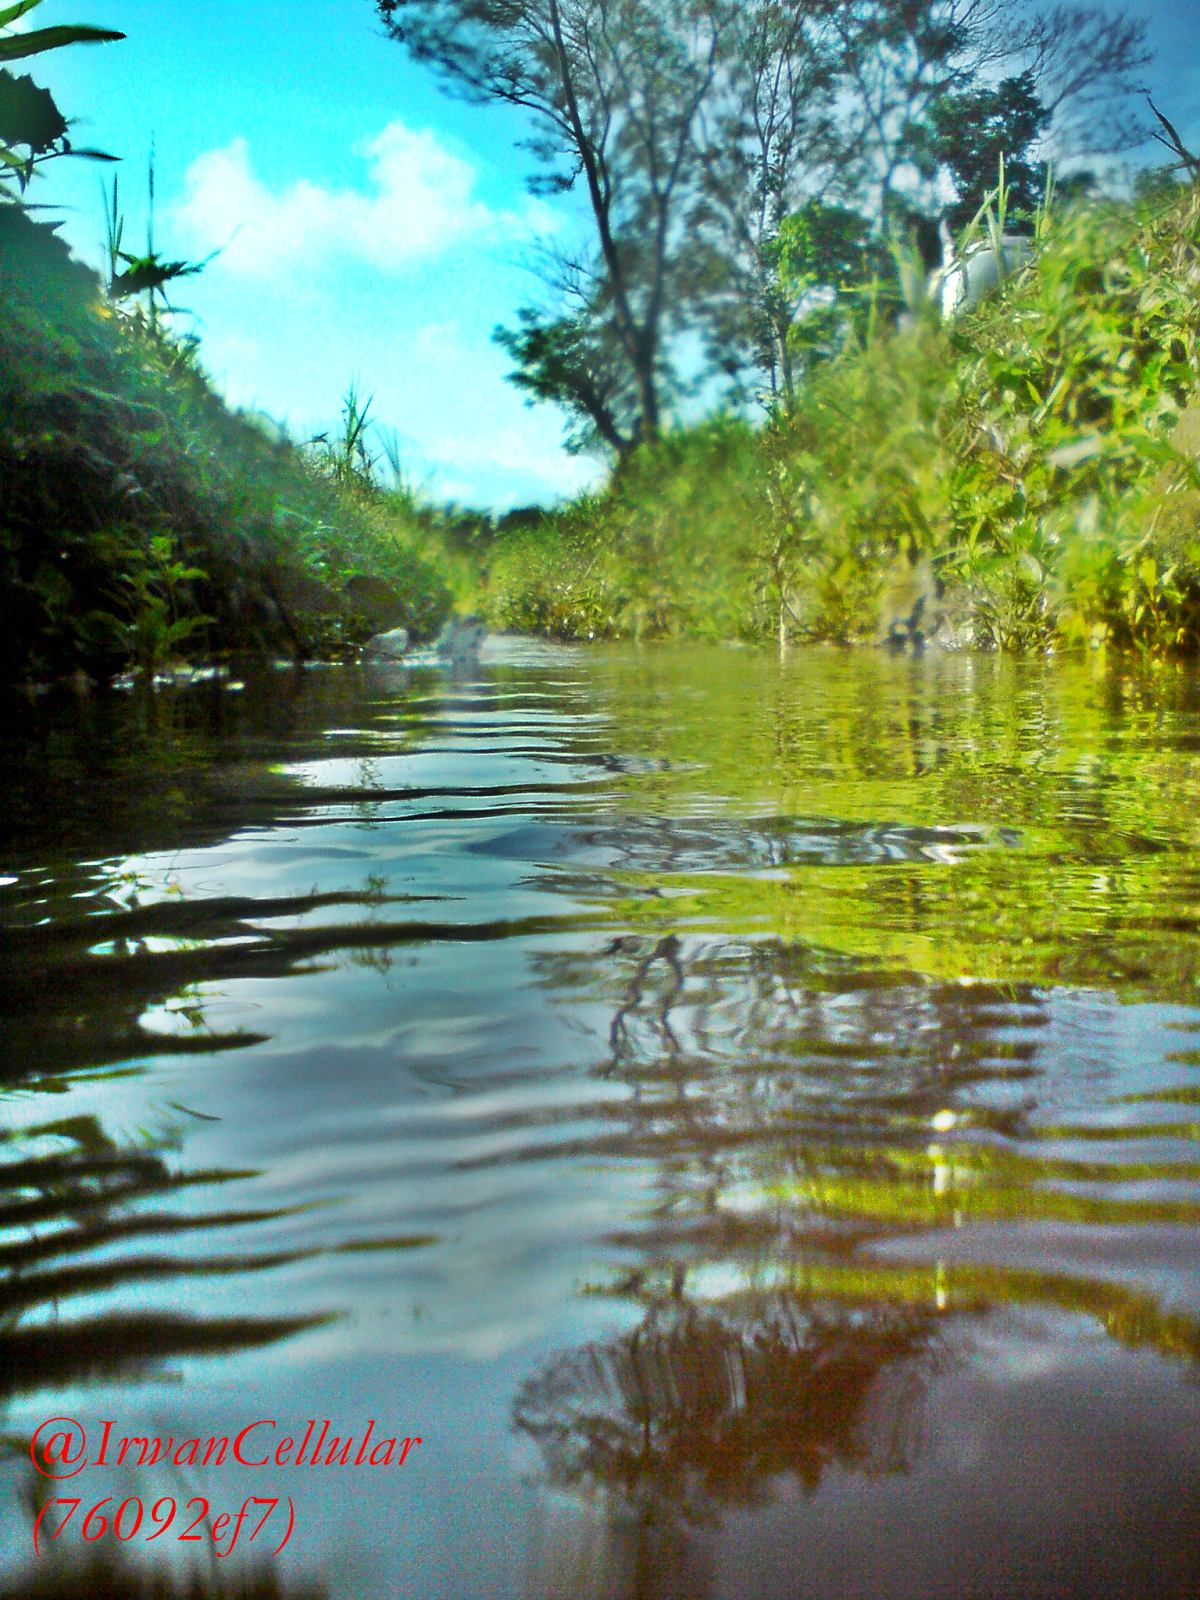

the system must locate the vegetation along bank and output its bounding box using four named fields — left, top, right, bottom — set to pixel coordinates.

left=0, top=202, right=455, bottom=686
left=3, top=0, right=1200, bottom=683
left=473, top=181, right=1200, bottom=655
